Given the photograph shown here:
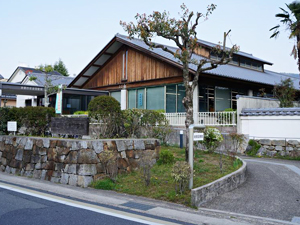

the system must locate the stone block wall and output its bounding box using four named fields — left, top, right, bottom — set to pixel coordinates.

left=252, top=139, right=300, bottom=157
left=0, top=136, right=160, bottom=187
left=191, top=157, right=247, bottom=207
